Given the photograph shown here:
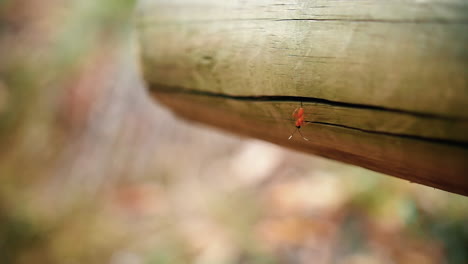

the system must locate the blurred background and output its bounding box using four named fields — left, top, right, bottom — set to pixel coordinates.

left=0, top=1, right=467, bottom=264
